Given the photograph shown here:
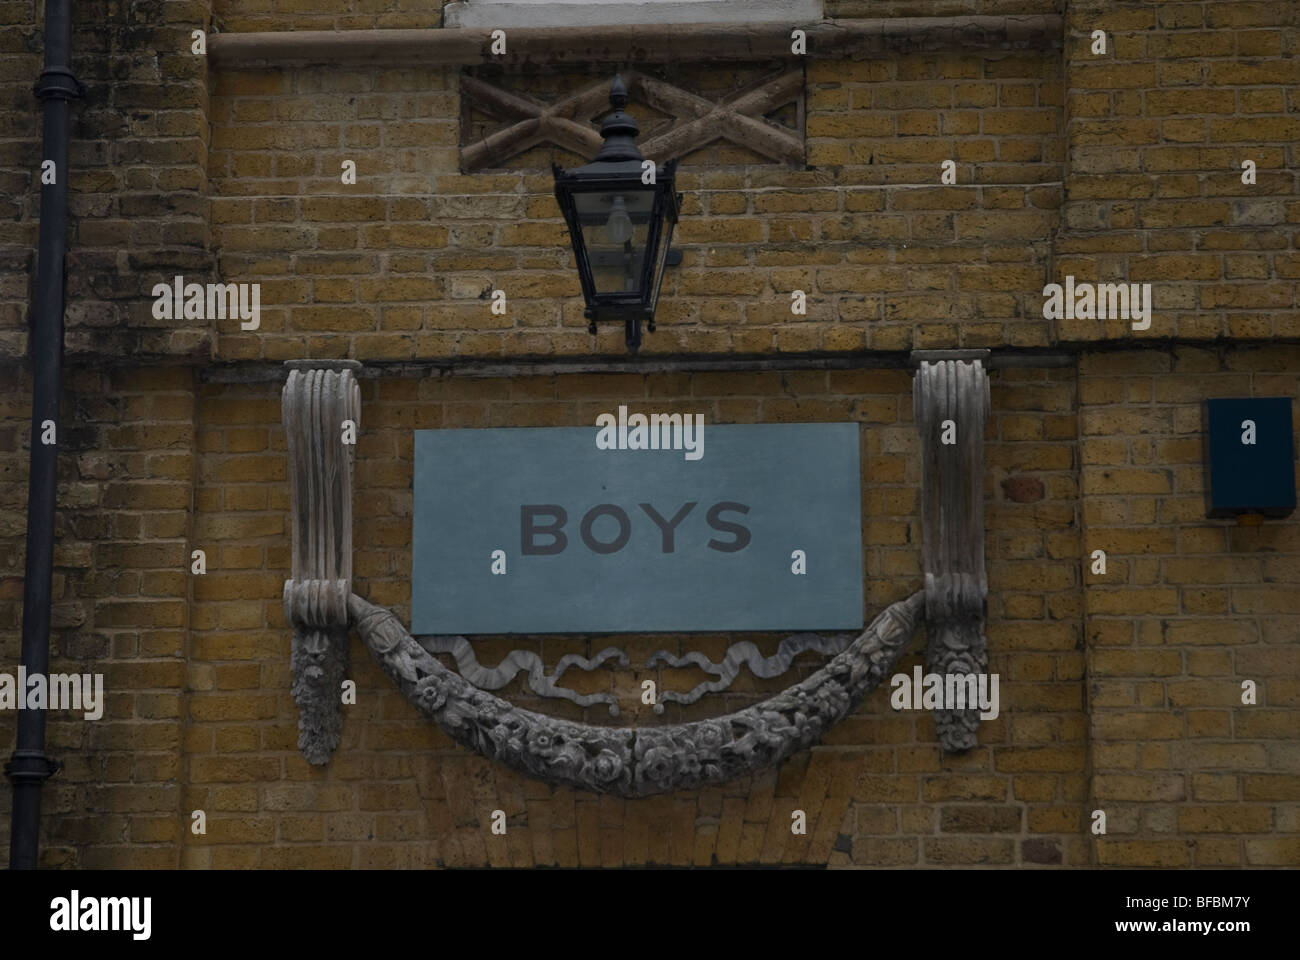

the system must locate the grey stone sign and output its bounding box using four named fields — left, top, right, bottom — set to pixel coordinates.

left=412, top=423, right=863, bottom=634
